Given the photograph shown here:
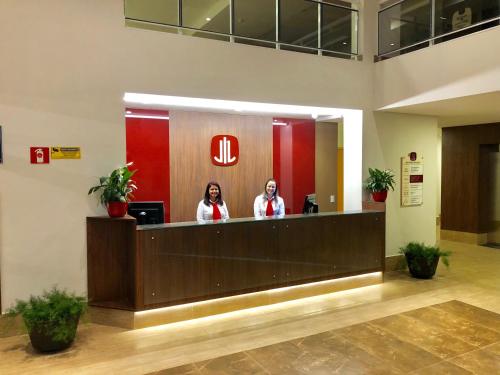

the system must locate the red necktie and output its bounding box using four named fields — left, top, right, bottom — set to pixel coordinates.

left=266, top=199, right=274, bottom=217
left=212, top=202, right=222, bottom=220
